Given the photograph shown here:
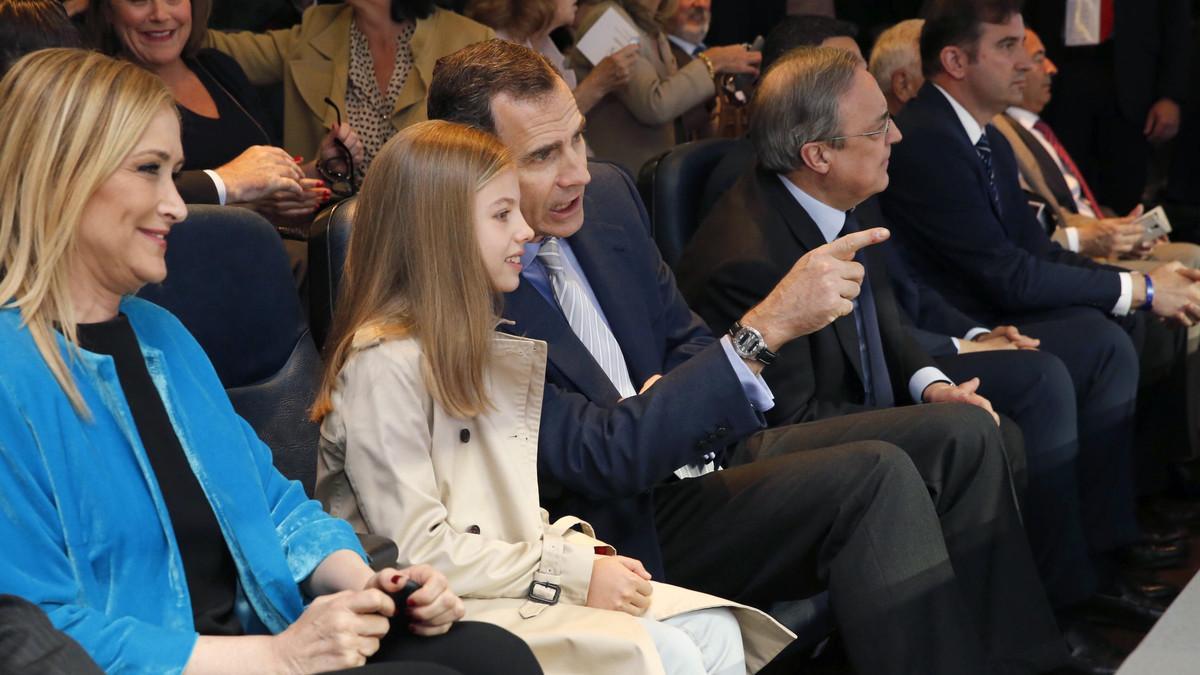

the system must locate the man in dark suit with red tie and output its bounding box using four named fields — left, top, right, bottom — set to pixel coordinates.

left=1023, top=0, right=1192, bottom=212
